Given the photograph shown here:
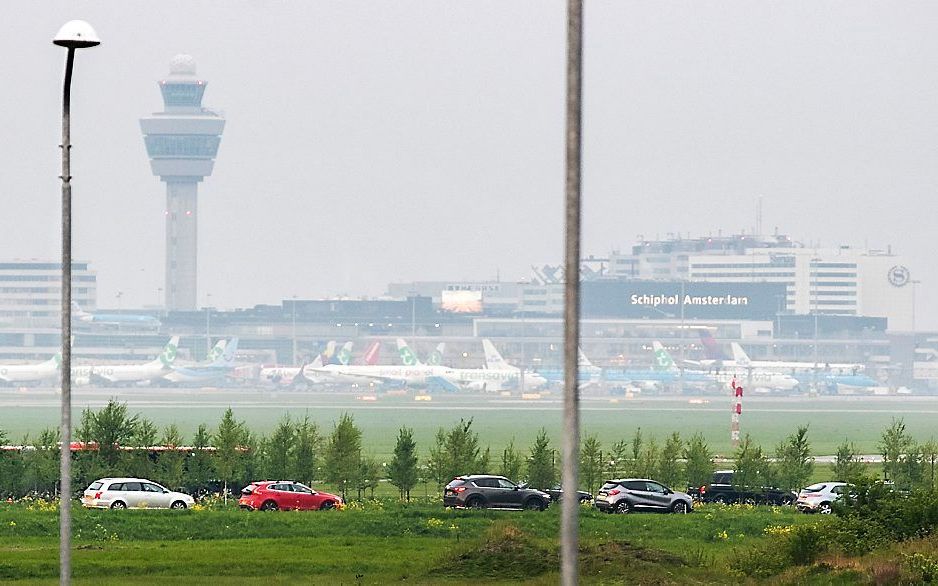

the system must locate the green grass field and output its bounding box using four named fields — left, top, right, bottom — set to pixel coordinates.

left=3, top=391, right=937, bottom=458
left=0, top=500, right=818, bottom=584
